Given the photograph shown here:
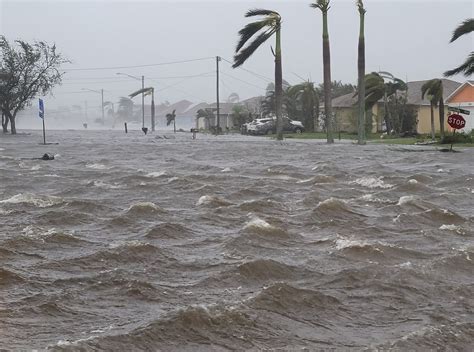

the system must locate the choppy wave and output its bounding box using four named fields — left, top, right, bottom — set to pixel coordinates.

left=0, top=193, right=64, bottom=208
